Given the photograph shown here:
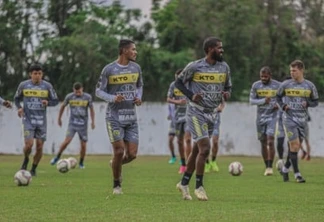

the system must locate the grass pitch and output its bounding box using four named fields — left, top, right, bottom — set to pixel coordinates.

left=0, top=155, right=323, bottom=222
